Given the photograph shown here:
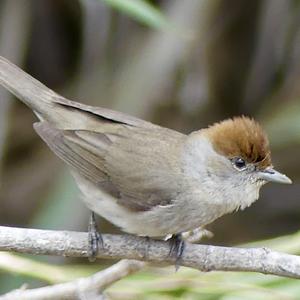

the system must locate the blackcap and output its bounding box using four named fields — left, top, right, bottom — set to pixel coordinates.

left=0, top=56, right=292, bottom=240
